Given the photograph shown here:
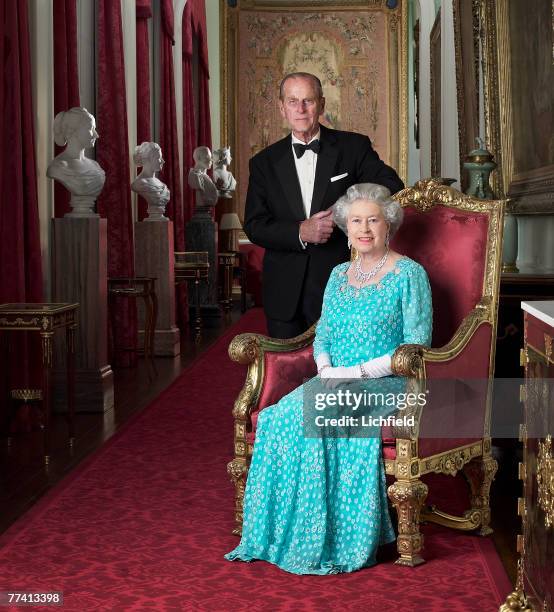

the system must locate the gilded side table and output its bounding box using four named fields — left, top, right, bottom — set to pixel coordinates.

left=175, top=252, right=210, bottom=341
left=501, top=301, right=554, bottom=611
left=218, top=251, right=246, bottom=314
left=0, top=303, right=78, bottom=463
left=108, top=277, right=158, bottom=363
